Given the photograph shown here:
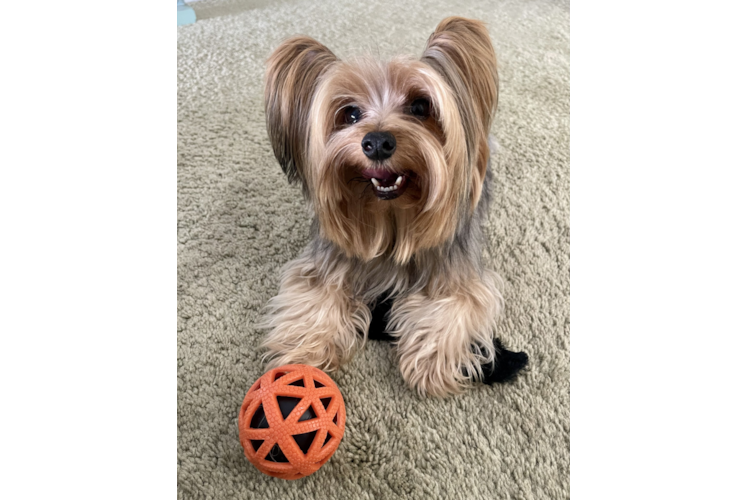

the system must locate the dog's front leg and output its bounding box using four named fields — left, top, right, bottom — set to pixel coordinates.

left=389, top=271, right=526, bottom=397
left=260, top=254, right=370, bottom=372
